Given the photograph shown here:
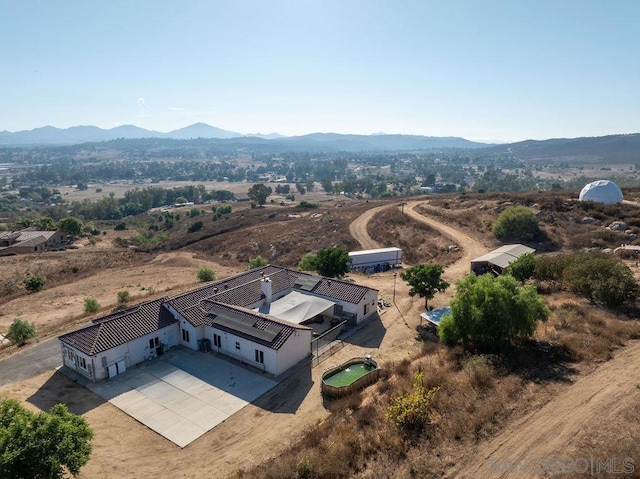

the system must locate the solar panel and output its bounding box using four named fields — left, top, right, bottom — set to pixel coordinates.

left=293, top=275, right=321, bottom=291
left=213, top=315, right=282, bottom=342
